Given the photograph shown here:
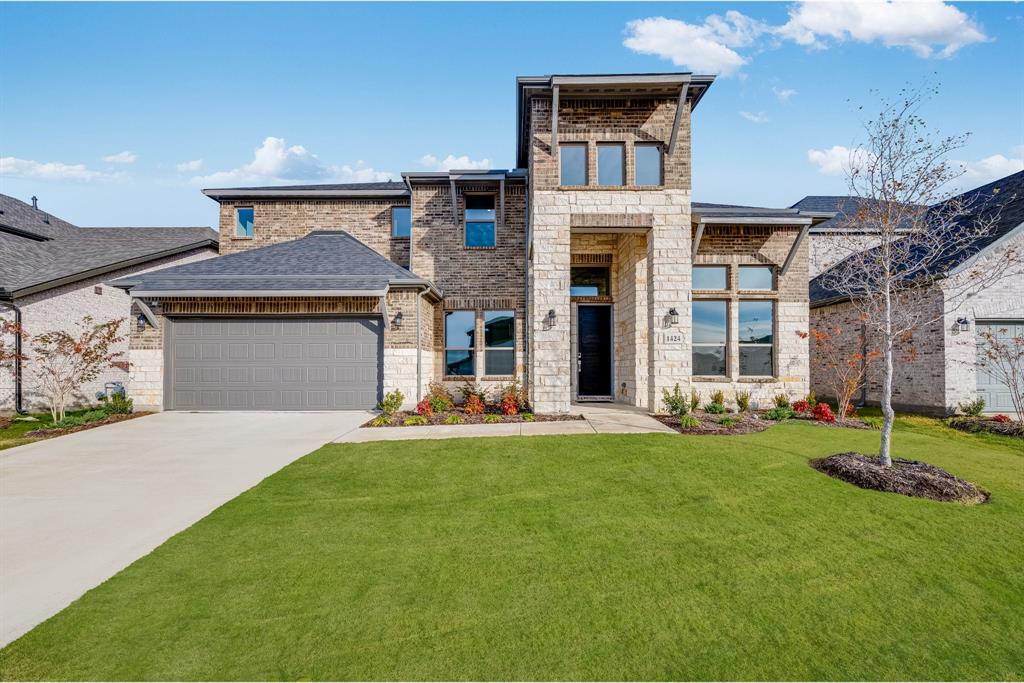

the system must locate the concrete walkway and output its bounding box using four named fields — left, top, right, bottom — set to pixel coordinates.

left=0, top=410, right=369, bottom=646
left=336, top=402, right=673, bottom=442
